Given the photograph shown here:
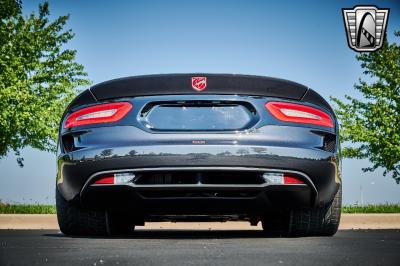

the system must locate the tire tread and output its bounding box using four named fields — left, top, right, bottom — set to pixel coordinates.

left=262, top=185, right=342, bottom=237
left=56, top=189, right=108, bottom=236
